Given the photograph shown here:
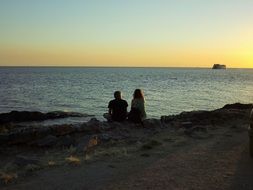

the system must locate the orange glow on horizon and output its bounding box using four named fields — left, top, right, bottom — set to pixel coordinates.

left=0, top=45, right=252, bottom=68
